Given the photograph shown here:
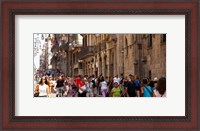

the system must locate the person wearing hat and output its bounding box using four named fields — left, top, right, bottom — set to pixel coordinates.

left=153, top=77, right=158, bottom=87
left=110, top=80, right=122, bottom=97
